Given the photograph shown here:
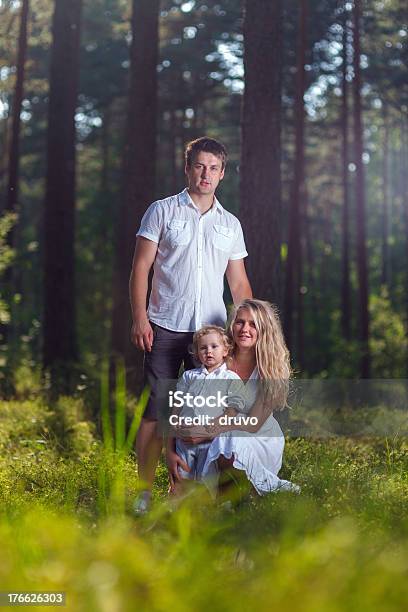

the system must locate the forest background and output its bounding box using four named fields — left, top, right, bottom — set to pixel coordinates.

left=1, top=2, right=408, bottom=607
left=0, top=0, right=408, bottom=394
